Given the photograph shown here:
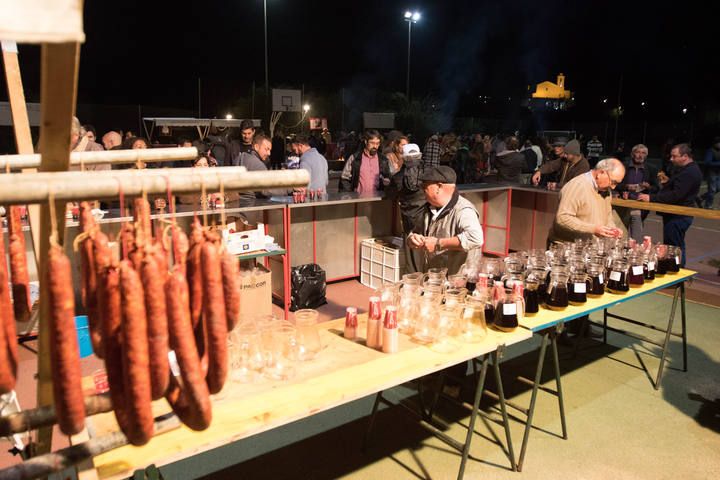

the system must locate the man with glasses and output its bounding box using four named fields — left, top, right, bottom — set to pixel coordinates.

left=407, top=166, right=484, bottom=274
left=548, top=158, right=625, bottom=244
left=549, top=158, right=625, bottom=342
left=637, top=143, right=702, bottom=266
